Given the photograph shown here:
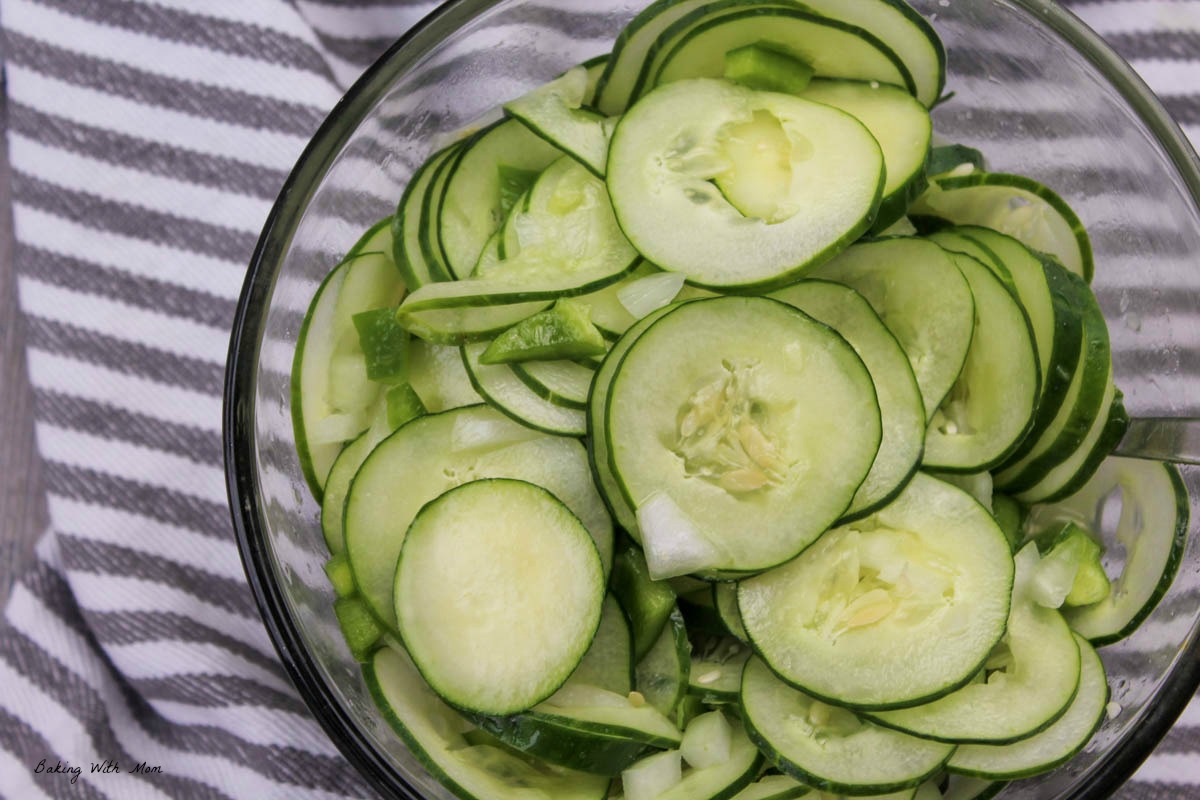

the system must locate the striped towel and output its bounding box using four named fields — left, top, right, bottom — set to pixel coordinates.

left=0, top=0, right=1196, bottom=798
